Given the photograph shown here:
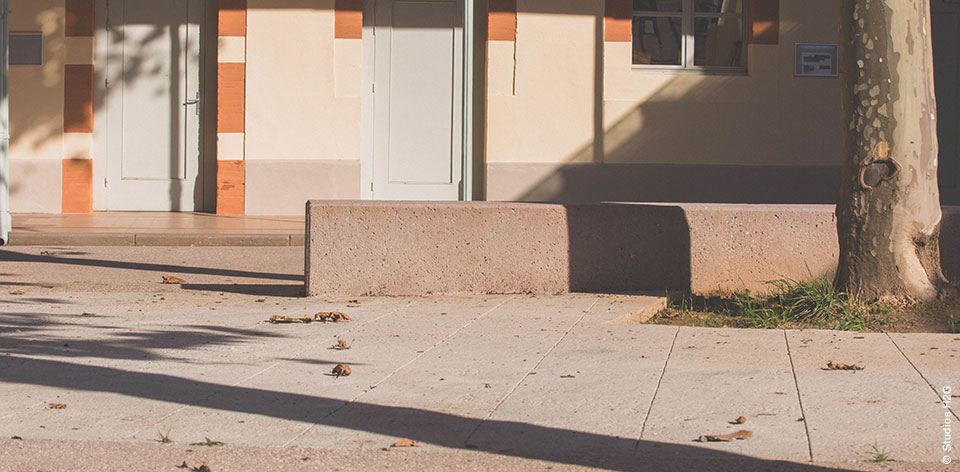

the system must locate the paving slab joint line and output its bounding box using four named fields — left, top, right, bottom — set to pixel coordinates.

left=463, top=297, right=601, bottom=447
left=124, top=300, right=420, bottom=440
left=633, top=326, right=679, bottom=455
left=281, top=296, right=514, bottom=448
left=784, top=329, right=815, bottom=462
left=885, top=333, right=960, bottom=422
